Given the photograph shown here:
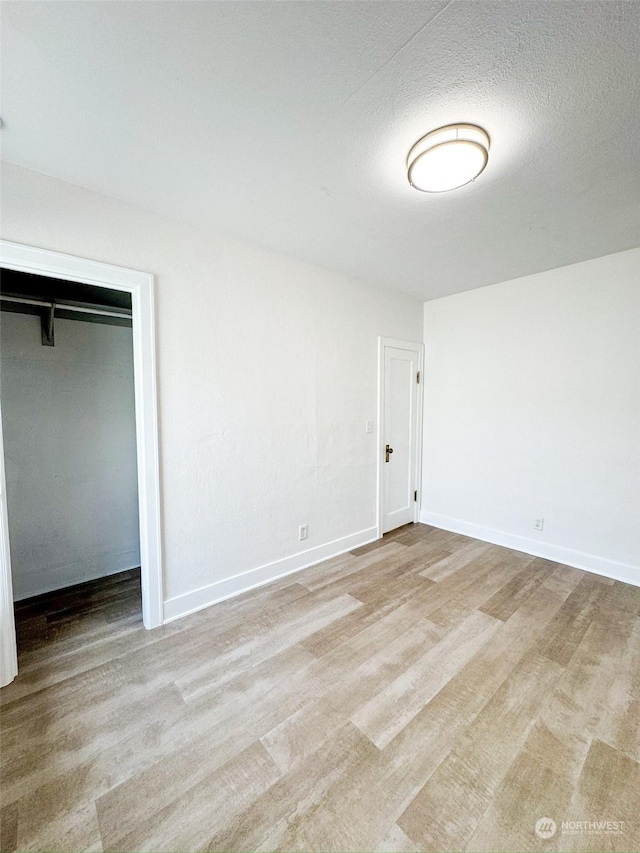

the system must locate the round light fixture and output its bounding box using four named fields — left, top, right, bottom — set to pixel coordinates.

left=407, top=124, right=489, bottom=193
